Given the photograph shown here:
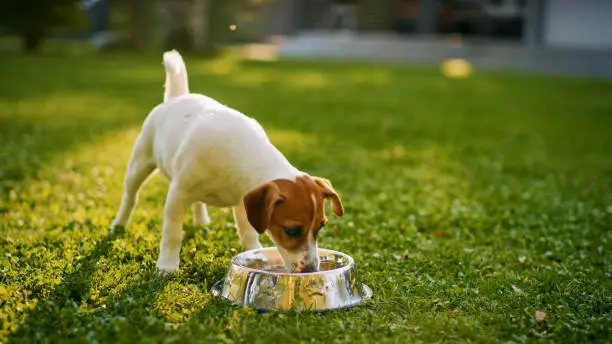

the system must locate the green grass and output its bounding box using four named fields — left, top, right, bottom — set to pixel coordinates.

left=1, top=51, right=611, bottom=343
